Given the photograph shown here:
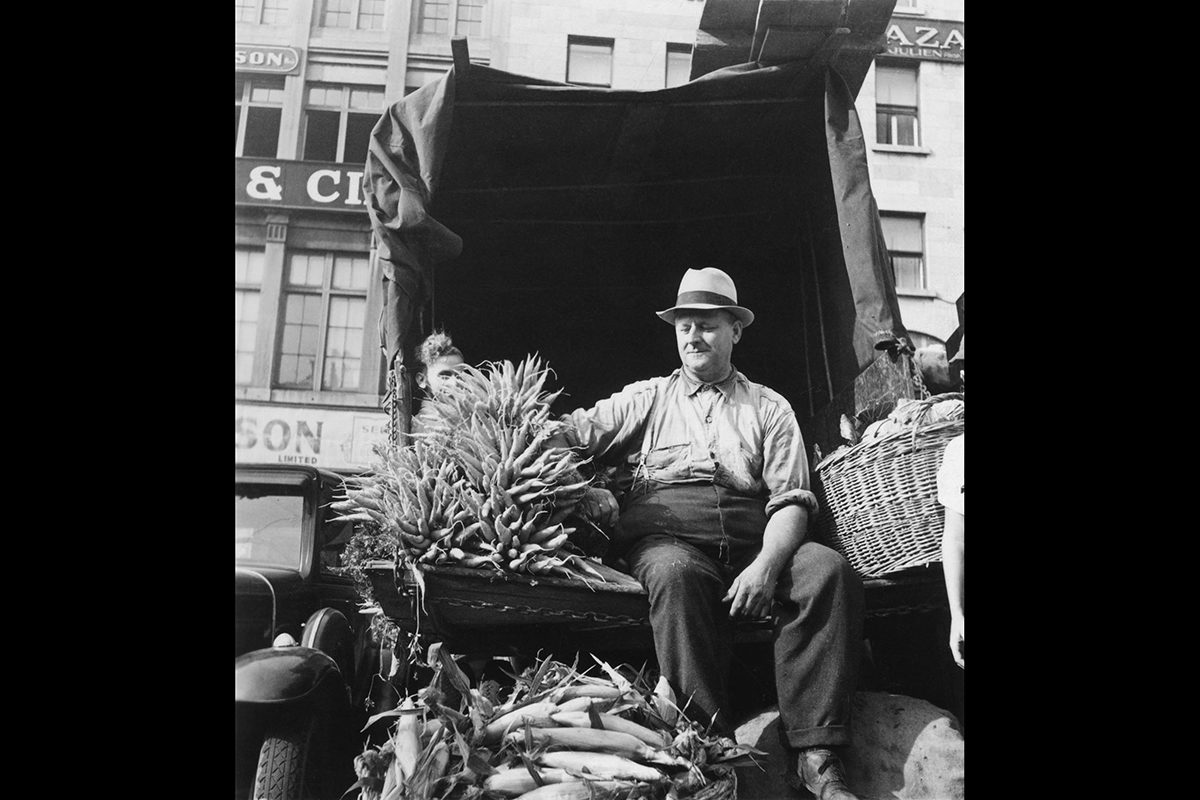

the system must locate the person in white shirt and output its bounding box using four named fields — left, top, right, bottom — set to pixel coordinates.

left=937, top=433, right=964, bottom=669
